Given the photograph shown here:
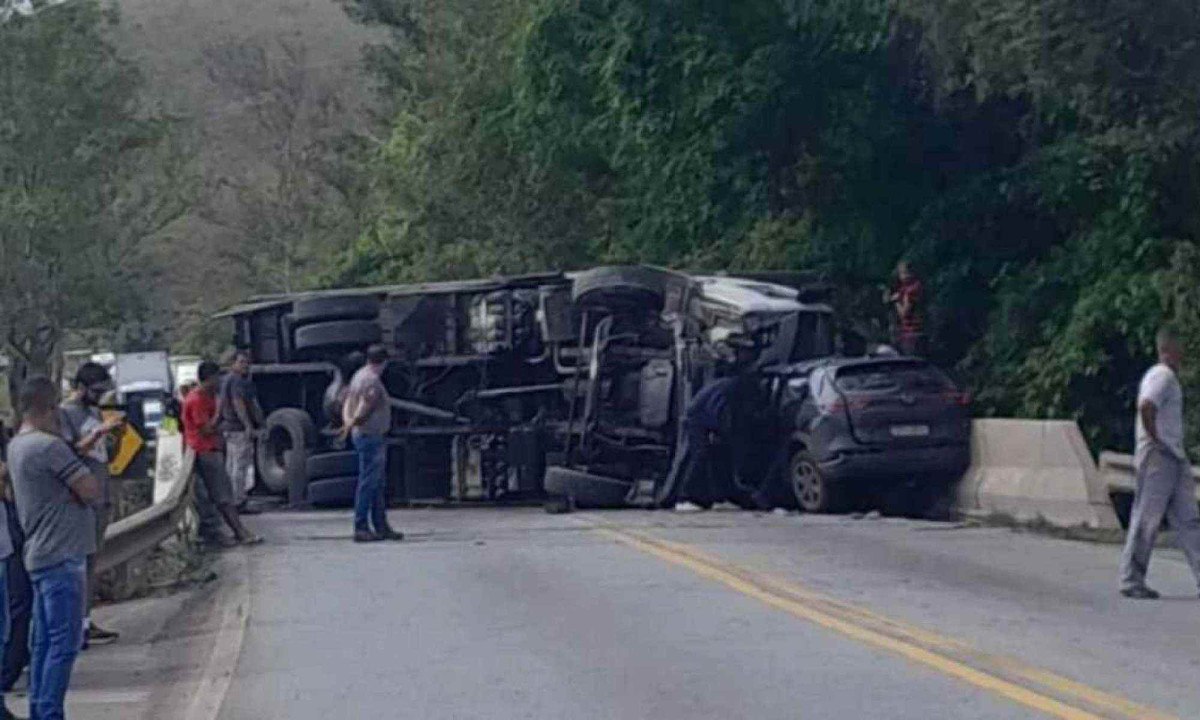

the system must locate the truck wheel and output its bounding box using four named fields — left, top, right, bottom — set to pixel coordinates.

left=293, top=296, right=380, bottom=324
left=294, top=321, right=382, bottom=355
left=307, top=451, right=359, bottom=481
left=572, top=266, right=667, bottom=310
left=307, top=476, right=358, bottom=507
left=257, top=409, right=315, bottom=502
left=543, top=466, right=634, bottom=509
left=789, top=449, right=844, bottom=513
